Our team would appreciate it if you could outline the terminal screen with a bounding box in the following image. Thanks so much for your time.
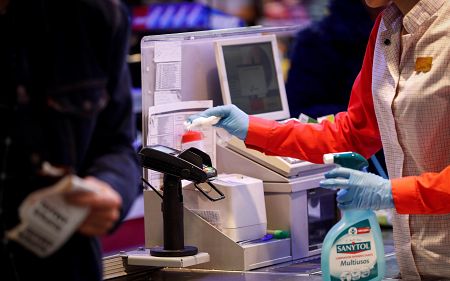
[221,42,282,115]
[215,34,290,121]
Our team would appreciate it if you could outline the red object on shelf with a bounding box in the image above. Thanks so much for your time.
[181,130,203,143]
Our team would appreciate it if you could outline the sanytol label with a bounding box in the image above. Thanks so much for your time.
[328,220,380,281]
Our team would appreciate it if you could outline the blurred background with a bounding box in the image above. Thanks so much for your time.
[125,0,329,94]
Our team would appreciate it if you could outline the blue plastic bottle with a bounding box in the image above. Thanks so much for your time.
[321,152,385,281]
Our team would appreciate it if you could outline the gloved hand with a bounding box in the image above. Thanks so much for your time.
[320,167,394,210]
[187,104,249,140]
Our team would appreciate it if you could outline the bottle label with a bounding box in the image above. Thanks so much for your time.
[329,219,378,281]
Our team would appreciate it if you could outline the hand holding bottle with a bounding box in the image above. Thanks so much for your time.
[320,167,394,210]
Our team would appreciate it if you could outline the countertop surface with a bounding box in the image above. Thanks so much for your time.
[115,254,399,281]
[106,228,400,281]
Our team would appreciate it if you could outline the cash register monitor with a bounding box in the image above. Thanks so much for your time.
[214,34,290,121]
[214,34,330,178]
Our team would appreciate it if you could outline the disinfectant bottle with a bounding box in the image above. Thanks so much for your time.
[321,152,385,281]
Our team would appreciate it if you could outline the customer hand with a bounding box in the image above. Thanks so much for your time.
[187,104,249,140]
[65,176,122,236]
[320,167,394,210]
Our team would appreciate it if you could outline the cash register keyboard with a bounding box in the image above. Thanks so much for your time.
[224,136,329,178]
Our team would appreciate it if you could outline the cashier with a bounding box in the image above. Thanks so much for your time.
[187,1,450,279]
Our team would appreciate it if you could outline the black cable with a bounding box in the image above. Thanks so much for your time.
[141,177,163,199]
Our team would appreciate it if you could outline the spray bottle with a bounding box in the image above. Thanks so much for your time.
[321,152,385,281]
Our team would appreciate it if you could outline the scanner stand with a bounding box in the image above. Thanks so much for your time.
[137,145,224,258]
[150,174,198,257]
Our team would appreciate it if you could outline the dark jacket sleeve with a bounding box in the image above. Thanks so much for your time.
[82,1,140,221]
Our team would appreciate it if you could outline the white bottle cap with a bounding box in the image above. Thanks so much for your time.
[323,153,335,164]
[184,116,220,130]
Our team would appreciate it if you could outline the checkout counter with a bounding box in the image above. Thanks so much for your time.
[105,139,399,280]
[105,228,399,280]
[105,26,398,281]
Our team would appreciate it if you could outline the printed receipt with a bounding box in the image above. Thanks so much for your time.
[6,175,95,257]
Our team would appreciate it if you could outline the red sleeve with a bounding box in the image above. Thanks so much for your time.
[245,15,384,164]
[392,165,450,214]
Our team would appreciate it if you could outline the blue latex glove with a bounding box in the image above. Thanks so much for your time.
[187,104,249,140]
[320,167,394,210]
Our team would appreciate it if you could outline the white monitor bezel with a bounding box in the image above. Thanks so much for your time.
[214,34,290,121]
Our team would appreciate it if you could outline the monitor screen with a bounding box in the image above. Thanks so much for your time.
[214,34,290,121]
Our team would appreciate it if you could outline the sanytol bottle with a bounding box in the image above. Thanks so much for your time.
[321,152,385,281]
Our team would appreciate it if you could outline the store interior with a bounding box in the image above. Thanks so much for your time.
[100,1,395,280]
